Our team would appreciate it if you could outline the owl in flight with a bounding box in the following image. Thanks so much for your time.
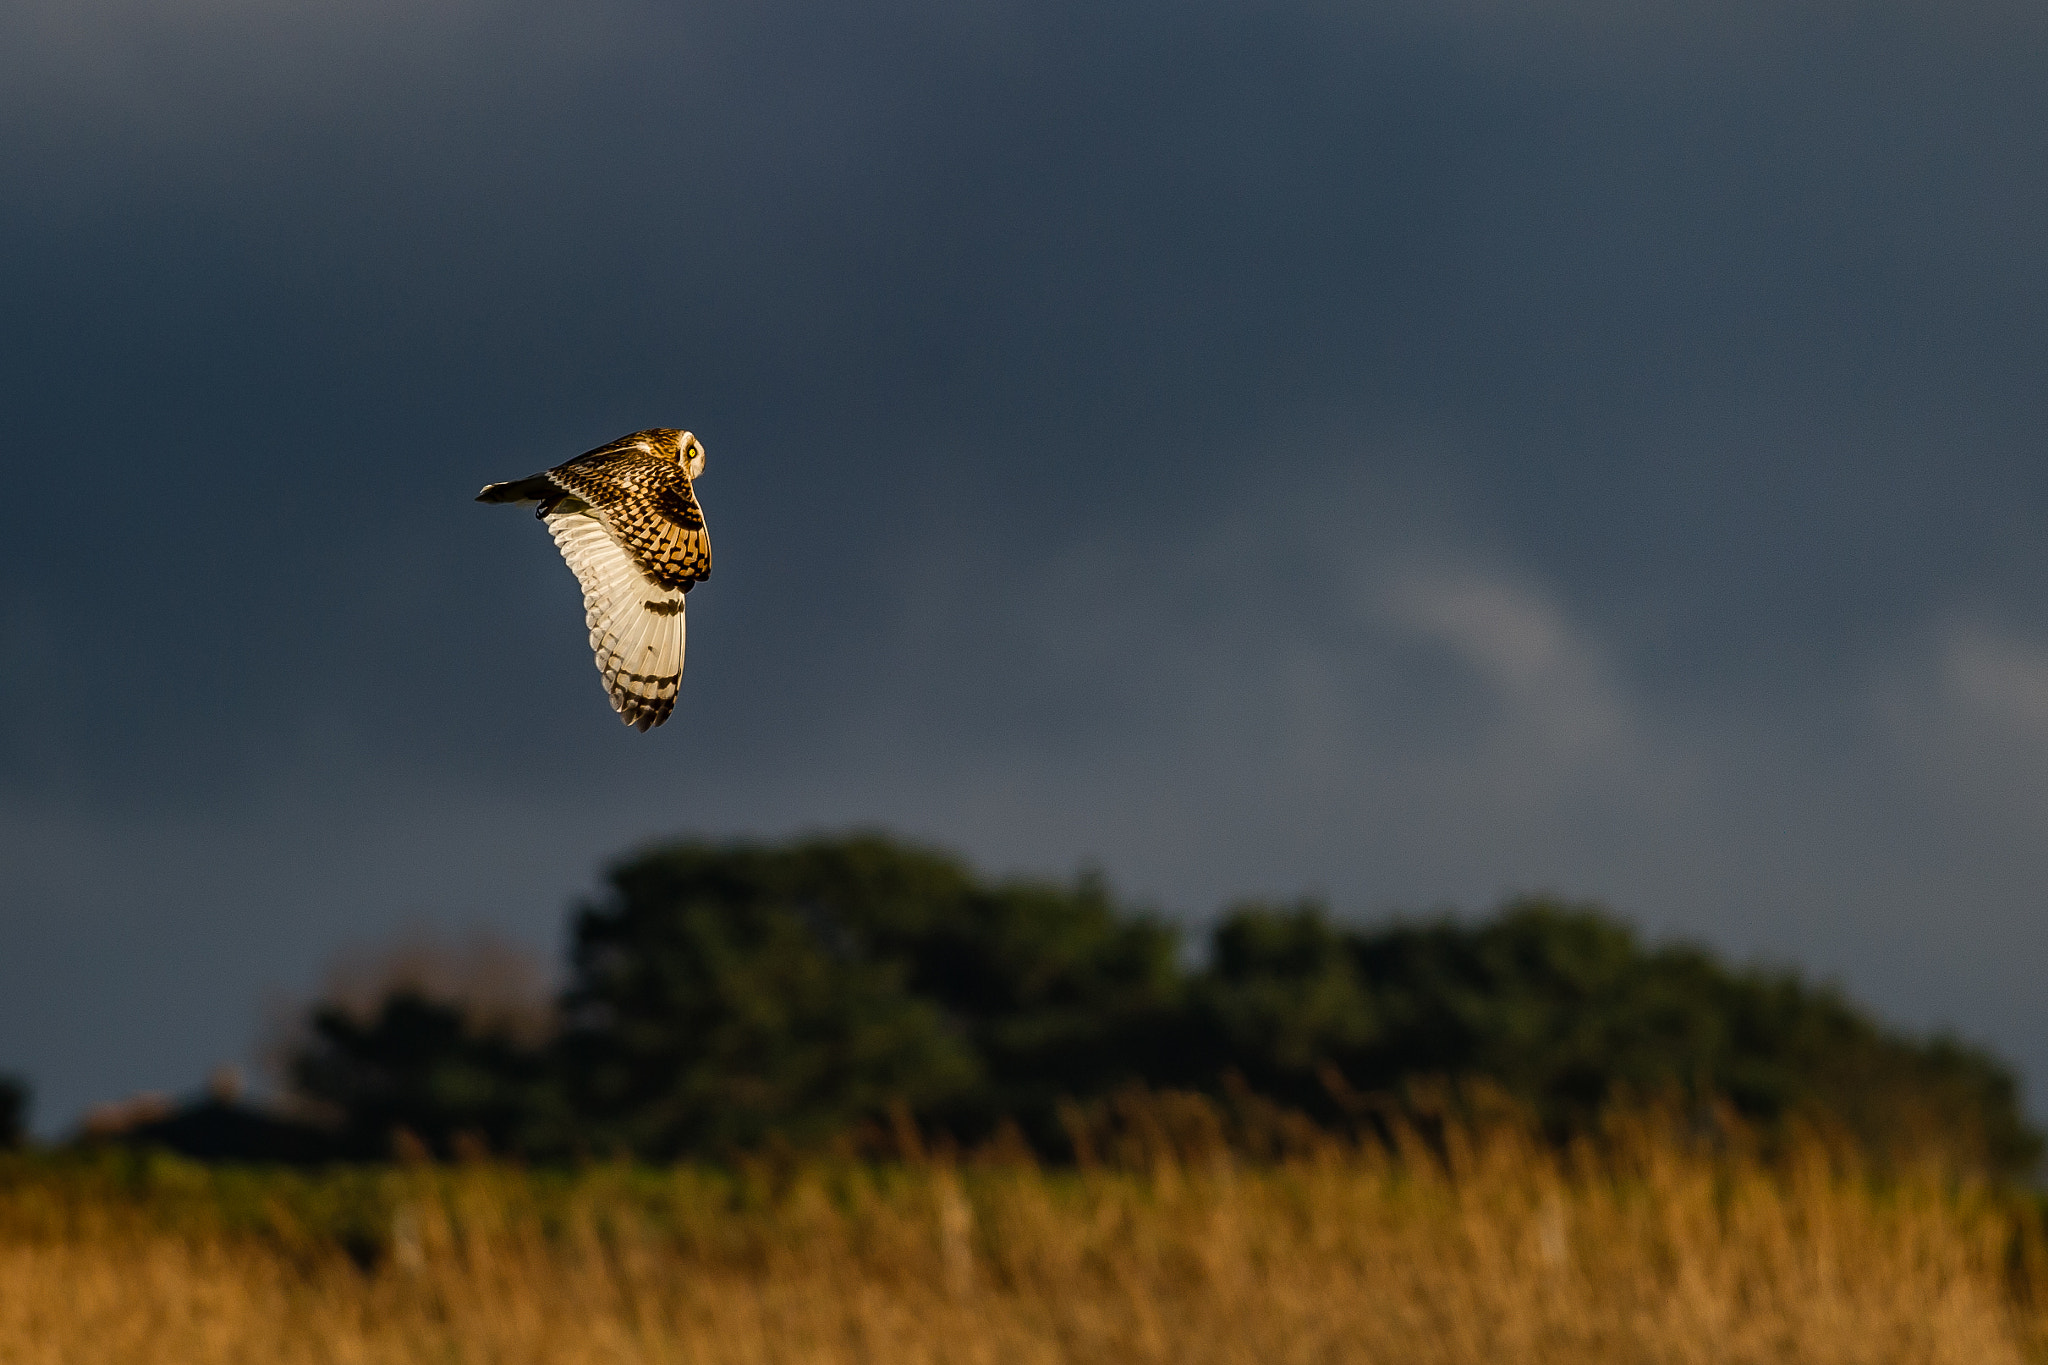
[477,428,710,731]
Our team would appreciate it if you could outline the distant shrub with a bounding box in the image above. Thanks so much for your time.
[278,929,564,1159]
[1195,897,2040,1176]
[289,993,566,1160]
[265,834,2038,1177]
[0,1075,26,1149]
[558,834,1182,1158]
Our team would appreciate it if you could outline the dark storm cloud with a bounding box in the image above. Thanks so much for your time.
[3,0,2048,1129]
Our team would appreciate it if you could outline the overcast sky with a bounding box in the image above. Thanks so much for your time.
[3,0,2047,1134]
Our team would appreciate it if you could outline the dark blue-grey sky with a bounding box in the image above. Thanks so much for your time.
[3,0,2047,1133]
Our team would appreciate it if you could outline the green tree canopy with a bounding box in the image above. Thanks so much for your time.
[290,993,563,1159]
[1197,897,2039,1174]
[558,834,1183,1157]
[272,833,2037,1176]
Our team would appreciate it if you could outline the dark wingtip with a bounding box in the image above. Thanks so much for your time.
[478,473,558,506]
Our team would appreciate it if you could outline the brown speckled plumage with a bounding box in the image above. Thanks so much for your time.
[477,427,712,730]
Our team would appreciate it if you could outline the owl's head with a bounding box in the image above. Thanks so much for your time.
[643,428,707,478]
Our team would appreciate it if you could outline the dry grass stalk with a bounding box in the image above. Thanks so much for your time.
[0,1110,2042,1364]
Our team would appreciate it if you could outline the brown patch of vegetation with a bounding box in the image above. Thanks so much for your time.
[2,1107,2044,1364]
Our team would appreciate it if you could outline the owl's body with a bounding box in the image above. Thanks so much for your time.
[478,428,710,730]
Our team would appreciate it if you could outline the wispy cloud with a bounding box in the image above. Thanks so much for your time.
[1376,565,1635,767]
[1878,619,2048,828]
[1933,626,2048,746]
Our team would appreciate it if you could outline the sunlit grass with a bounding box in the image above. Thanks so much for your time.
[2,1101,2044,1363]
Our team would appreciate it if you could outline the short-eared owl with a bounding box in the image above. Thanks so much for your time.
[477,428,710,730]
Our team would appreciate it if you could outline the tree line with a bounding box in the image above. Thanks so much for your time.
[240,832,2036,1176]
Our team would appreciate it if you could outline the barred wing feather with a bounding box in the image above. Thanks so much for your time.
[545,510,686,730]
[544,453,710,588]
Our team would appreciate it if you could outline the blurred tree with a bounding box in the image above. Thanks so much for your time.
[0,1074,27,1149]
[290,992,565,1158]
[1195,897,2041,1176]
[260,836,2037,1177]
[281,929,564,1158]
[560,834,1183,1156]
[85,1069,339,1163]
[559,837,974,1157]
[1193,899,1379,1106]
[823,845,1186,1143]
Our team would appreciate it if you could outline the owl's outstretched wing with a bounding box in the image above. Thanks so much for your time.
[479,434,711,730]
[544,452,711,589]
[544,509,687,730]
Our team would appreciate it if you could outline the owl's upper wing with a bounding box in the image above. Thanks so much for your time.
[543,452,711,590]
[544,509,687,730]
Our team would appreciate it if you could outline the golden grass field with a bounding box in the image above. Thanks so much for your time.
[2,1103,2045,1364]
